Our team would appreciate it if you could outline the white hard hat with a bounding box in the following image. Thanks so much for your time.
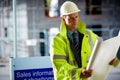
[60,1,80,17]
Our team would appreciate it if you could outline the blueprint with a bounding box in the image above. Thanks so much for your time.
[87,36,120,80]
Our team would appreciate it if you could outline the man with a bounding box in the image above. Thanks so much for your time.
[50,1,119,80]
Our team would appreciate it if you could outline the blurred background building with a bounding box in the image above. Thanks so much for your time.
[0,0,120,79]
[0,0,120,58]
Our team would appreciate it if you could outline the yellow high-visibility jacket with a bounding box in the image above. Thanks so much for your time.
[50,20,98,80]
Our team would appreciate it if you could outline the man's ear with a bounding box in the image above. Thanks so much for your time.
[62,16,65,21]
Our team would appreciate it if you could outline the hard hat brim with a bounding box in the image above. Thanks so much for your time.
[60,10,80,17]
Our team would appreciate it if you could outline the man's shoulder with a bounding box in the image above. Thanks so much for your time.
[53,32,64,40]
[85,29,96,35]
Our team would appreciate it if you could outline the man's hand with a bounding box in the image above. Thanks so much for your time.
[81,67,93,78]
[109,57,118,65]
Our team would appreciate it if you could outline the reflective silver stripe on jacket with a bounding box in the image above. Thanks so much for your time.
[71,68,77,80]
[53,55,68,60]
[86,30,94,50]
[53,55,76,65]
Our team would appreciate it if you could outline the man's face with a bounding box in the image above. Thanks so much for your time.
[63,12,79,31]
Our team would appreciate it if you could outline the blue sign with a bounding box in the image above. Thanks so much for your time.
[14,68,54,80]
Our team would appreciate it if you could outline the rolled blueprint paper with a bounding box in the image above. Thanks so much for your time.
[86,37,103,70]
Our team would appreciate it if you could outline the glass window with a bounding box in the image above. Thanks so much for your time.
[40,42,45,56]
[39,32,45,39]
[4,27,8,37]
[44,0,59,18]
[85,0,102,15]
